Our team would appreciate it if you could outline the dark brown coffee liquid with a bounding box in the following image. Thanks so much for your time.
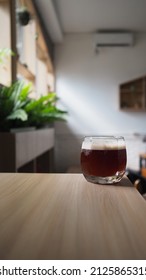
[81,148,127,177]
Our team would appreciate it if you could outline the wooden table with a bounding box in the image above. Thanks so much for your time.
[0,173,146,260]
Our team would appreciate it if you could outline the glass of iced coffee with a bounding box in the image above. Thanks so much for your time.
[80,136,127,184]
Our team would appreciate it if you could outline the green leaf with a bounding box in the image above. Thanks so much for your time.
[9,80,24,105]
[25,93,59,113]
[19,82,32,101]
[7,109,28,121]
[0,48,14,65]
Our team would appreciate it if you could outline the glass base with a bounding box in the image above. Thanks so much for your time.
[84,171,125,185]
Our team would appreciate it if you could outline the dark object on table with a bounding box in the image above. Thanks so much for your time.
[127,168,146,199]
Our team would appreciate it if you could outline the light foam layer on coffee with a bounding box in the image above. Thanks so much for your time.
[82,140,125,150]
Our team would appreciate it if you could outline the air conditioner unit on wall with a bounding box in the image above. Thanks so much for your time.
[95,32,134,47]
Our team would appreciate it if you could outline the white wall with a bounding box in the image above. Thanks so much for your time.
[54,33,146,172]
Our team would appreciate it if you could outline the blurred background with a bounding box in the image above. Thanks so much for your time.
[0,0,146,175]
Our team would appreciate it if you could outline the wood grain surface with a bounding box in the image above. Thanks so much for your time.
[0,173,146,260]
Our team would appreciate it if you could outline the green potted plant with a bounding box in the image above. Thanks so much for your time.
[0,80,30,131]
[0,80,67,132]
[24,92,67,128]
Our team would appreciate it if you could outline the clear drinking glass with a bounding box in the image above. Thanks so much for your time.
[80,136,127,184]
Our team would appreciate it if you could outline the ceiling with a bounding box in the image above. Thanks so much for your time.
[34,0,146,43]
